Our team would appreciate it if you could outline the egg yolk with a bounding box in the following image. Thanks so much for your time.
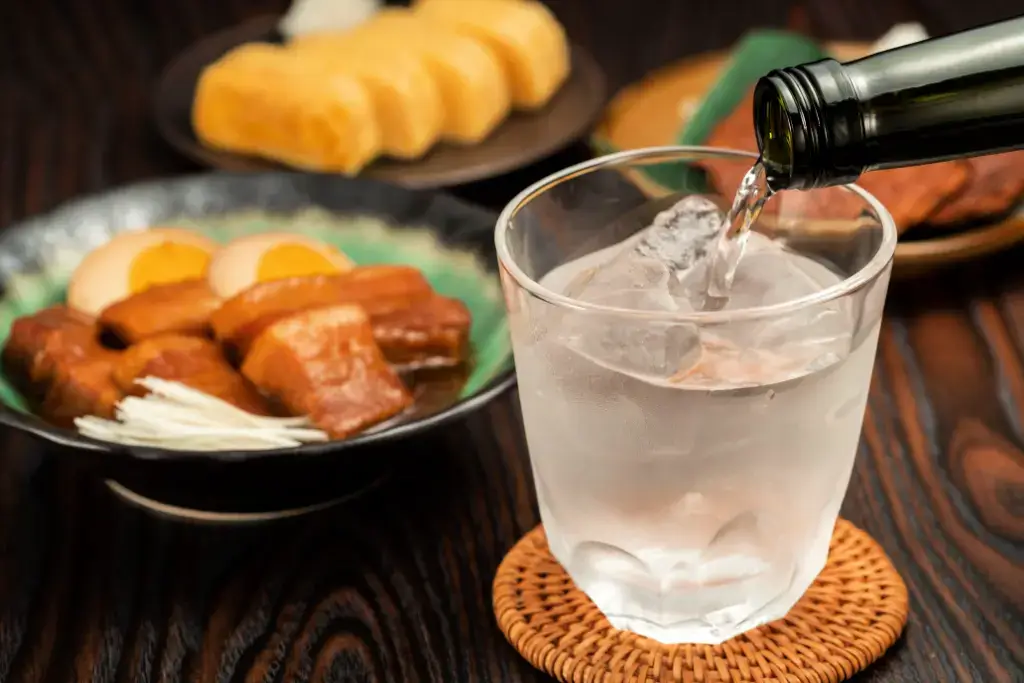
[256,244,341,282]
[129,242,213,293]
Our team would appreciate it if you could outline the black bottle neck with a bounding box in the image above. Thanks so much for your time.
[754,16,1024,191]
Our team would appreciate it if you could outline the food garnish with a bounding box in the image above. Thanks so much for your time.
[74,377,329,451]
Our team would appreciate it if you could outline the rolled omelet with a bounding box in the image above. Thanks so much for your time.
[350,9,512,145]
[193,43,381,174]
[412,0,570,110]
[288,33,445,159]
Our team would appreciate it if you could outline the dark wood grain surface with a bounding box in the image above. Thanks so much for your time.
[2,1,1023,682]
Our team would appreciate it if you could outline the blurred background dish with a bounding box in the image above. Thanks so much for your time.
[0,172,513,514]
[593,30,1024,277]
[155,14,606,189]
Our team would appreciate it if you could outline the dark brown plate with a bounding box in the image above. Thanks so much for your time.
[154,15,607,189]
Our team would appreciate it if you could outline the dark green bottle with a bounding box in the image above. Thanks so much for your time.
[753,16,1024,191]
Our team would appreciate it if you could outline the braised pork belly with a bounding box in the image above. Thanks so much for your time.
[112,335,271,415]
[99,279,222,344]
[241,304,412,438]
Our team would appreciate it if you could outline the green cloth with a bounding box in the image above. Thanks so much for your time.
[644,30,828,192]
[597,30,828,193]
[676,30,827,147]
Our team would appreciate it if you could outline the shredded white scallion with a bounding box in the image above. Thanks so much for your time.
[74,377,329,451]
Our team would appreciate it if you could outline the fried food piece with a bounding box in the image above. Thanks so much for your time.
[2,306,122,426]
[112,335,270,415]
[99,279,222,344]
[242,305,412,438]
[927,152,1024,226]
[210,265,434,359]
[704,91,971,231]
[858,163,971,228]
[372,293,471,368]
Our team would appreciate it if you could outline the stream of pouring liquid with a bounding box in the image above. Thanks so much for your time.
[703,162,774,308]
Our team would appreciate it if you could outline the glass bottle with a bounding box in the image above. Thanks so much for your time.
[754,16,1024,190]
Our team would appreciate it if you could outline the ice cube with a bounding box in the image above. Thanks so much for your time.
[710,233,825,308]
[633,195,725,273]
[707,235,853,381]
[552,196,727,381]
[563,313,703,382]
[564,195,726,306]
[547,197,852,386]
[565,254,677,311]
[651,233,856,388]
[558,250,702,381]
[558,256,703,381]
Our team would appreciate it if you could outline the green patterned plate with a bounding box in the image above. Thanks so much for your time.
[0,172,514,464]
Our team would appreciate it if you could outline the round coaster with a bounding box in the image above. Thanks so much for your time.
[494,519,908,683]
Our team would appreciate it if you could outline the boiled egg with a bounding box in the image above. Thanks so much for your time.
[67,228,219,316]
[207,232,354,299]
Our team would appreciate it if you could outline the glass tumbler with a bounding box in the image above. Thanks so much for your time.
[494,147,896,644]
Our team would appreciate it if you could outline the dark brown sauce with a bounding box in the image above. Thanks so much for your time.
[400,360,472,420]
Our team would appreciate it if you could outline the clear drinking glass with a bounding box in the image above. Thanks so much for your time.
[495,147,896,645]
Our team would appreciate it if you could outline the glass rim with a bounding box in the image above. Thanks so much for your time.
[494,146,898,324]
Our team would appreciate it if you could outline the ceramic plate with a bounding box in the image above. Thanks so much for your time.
[0,172,514,467]
[154,15,607,189]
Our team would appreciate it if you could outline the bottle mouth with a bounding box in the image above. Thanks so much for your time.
[753,82,796,191]
[754,61,864,191]
[753,71,822,191]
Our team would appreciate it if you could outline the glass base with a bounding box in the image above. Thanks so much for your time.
[604,610,778,646]
[555,534,832,645]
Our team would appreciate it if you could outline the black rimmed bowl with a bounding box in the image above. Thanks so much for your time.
[0,172,515,520]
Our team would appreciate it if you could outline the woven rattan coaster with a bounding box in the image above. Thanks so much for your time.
[494,519,908,683]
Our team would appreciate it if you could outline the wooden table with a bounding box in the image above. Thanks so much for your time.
[2,1,1022,681]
